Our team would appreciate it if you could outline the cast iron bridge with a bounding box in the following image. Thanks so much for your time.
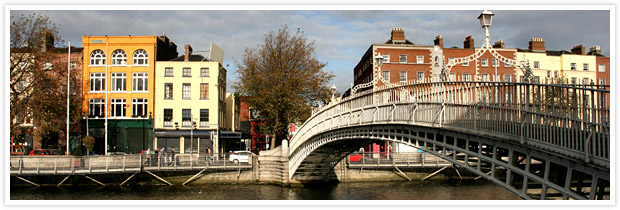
[288,80,610,200]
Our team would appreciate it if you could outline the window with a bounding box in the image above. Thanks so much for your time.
[554,71,559,78]
[583,78,590,85]
[89,99,105,118]
[449,73,456,81]
[111,49,127,65]
[583,63,589,71]
[43,61,52,70]
[164,83,173,99]
[494,74,500,82]
[434,56,439,66]
[200,68,209,77]
[533,61,540,69]
[133,49,148,65]
[382,71,390,81]
[399,71,407,82]
[182,83,191,99]
[417,72,424,82]
[182,109,192,127]
[571,63,576,70]
[481,74,490,82]
[383,55,390,63]
[599,78,606,85]
[89,73,105,92]
[462,60,470,67]
[416,55,423,64]
[165,67,173,77]
[163,109,173,127]
[200,83,209,99]
[70,62,77,70]
[492,58,499,67]
[111,73,126,92]
[111,99,126,117]
[504,74,512,82]
[132,98,148,117]
[547,70,552,78]
[463,73,470,81]
[400,55,407,63]
[481,58,488,67]
[533,76,540,83]
[90,49,106,66]
[598,64,606,72]
[200,109,209,127]
[183,67,191,77]
[504,61,512,67]
[132,73,148,92]
[571,77,577,84]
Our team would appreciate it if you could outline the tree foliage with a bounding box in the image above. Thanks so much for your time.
[234,26,334,149]
[82,136,95,156]
[10,13,82,149]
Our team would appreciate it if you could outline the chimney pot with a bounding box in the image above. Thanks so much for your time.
[434,35,444,48]
[463,36,474,49]
[571,44,585,55]
[528,37,545,52]
[184,44,193,61]
[391,27,406,44]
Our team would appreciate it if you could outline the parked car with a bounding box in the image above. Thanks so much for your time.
[229,151,254,164]
[28,149,51,156]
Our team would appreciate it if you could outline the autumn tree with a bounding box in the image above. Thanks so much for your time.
[234,26,334,149]
[10,13,82,150]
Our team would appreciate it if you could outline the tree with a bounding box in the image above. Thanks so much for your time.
[10,13,82,150]
[234,26,334,149]
[82,136,95,156]
[10,13,61,129]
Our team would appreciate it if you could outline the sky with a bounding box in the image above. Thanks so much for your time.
[9,6,612,93]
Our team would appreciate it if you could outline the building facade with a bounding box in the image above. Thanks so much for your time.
[81,35,178,155]
[153,43,227,154]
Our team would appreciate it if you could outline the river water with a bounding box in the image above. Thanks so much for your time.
[11,179,520,200]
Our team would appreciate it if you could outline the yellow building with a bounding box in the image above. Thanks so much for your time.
[153,43,228,154]
[516,38,596,85]
[81,35,178,155]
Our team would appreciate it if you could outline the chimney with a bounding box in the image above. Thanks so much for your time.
[571,44,585,55]
[434,35,443,48]
[528,38,545,52]
[588,46,602,55]
[391,27,405,43]
[40,30,54,52]
[493,40,505,48]
[184,44,193,61]
[463,35,474,49]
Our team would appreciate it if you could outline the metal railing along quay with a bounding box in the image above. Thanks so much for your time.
[346,152,452,168]
[9,153,253,176]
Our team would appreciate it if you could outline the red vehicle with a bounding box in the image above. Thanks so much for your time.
[28,149,51,156]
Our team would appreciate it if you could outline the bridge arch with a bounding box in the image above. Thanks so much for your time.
[289,124,610,200]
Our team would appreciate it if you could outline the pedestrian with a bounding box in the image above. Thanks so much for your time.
[160,147,166,166]
[154,148,159,166]
[169,149,176,166]
[205,147,212,165]
[144,148,151,165]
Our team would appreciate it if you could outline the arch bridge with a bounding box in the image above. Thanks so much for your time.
[287,81,610,200]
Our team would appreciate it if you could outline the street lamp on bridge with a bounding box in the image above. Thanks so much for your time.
[440,10,533,83]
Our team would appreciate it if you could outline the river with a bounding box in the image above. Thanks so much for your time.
[11,179,520,200]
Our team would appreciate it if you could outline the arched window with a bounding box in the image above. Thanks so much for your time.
[133,49,148,65]
[111,49,127,65]
[90,49,106,66]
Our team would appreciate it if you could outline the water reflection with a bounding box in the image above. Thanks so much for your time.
[11,179,520,200]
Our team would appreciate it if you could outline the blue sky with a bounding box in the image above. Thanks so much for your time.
[9,7,612,93]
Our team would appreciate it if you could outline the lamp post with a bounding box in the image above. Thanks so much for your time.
[190,121,196,154]
[440,10,532,83]
[330,84,337,102]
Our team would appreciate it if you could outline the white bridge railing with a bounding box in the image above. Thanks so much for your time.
[289,81,610,173]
